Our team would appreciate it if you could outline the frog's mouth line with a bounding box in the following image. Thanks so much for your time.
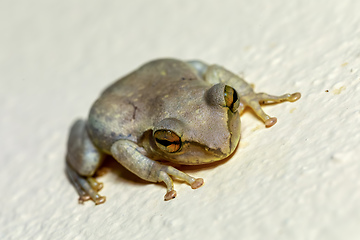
[181,141,229,159]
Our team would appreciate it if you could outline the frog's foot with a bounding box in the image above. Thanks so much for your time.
[159,166,204,201]
[66,119,106,204]
[111,139,204,201]
[240,92,301,127]
[66,163,106,205]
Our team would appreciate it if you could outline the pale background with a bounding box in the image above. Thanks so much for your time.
[1,0,359,239]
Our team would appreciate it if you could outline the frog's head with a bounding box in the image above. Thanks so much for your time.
[151,83,241,165]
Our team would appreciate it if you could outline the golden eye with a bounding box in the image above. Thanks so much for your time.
[224,85,239,112]
[154,130,181,153]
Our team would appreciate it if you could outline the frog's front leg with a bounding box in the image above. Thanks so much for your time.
[110,140,204,201]
[189,61,301,127]
[238,91,301,127]
[66,120,106,205]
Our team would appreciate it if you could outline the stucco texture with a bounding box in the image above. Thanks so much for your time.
[1,0,359,239]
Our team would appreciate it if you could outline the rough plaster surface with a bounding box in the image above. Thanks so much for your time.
[1,0,359,239]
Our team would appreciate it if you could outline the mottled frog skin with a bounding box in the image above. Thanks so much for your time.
[66,59,300,204]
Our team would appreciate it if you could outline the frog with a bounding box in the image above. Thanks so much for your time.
[66,58,301,205]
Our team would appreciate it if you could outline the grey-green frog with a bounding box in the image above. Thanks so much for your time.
[66,59,301,204]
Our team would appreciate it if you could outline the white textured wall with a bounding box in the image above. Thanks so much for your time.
[1,0,359,239]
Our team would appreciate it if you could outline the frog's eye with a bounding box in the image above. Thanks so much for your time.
[224,85,239,112]
[154,130,182,153]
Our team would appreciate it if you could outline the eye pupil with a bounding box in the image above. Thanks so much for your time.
[155,138,173,147]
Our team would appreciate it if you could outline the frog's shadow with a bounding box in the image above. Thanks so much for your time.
[97,146,238,186]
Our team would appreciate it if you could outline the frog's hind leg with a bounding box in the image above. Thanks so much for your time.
[66,163,106,204]
[66,120,106,205]
[110,139,204,201]
[240,92,301,128]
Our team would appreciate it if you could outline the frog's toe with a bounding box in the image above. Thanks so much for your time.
[265,117,277,128]
[78,194,91,204]
[66,163,106,205]
[88,177,104,192]
[164,190,177,201]
[94,196,106,205]
[289,92,301,102]
[190,178,204,189]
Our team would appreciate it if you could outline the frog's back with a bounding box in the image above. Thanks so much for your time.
[86,59,204,153]
[102,59,199,96]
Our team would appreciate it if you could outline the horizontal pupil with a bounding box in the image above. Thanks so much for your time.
[155,138,180,147]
